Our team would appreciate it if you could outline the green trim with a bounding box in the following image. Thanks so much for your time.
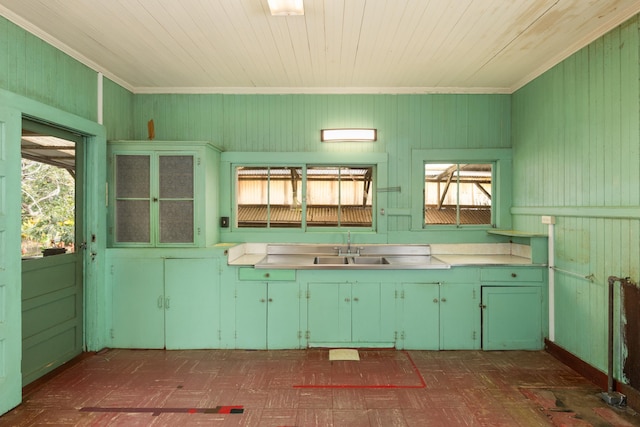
[511,206,640,219]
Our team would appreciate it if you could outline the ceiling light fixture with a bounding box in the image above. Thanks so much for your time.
[268,0,304,16]
[321,128,377,142]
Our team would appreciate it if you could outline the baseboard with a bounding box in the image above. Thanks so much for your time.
[545,338,640,410]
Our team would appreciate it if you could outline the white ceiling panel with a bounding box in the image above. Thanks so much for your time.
[1,0,639,93]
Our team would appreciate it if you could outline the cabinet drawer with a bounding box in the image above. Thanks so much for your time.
[480,267,543,282]
[238,268,296,281]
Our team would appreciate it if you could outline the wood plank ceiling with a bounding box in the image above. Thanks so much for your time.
[1,0,640,94]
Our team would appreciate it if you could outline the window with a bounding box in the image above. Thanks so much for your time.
[236,165,373,229]
[424,163,493,226]
[236,166,302,228]
[21,120,80,257]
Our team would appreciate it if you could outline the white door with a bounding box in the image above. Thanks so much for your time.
[0,106,22,414]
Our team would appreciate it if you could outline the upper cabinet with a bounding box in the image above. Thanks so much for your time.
[107,141,221,248]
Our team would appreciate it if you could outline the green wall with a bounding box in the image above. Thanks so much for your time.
[512,16,640,377]
[134,93,511,241]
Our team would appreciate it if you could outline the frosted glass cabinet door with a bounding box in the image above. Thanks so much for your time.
[115,155,151,243]
[158,155,195,244]
[112,152,197,246]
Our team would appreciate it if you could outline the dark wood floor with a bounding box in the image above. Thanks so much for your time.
[2,349,638,426]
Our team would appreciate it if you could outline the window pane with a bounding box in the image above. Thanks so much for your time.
[307,166,372,227]
[236,166,301,228]
[425,163,492,225]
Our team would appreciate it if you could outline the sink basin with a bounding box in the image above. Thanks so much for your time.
[350,256,389,265]
[314,256,349,265]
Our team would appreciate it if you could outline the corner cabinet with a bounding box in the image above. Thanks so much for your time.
[107,141,221,248]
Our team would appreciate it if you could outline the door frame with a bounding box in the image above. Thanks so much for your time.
[0,88,107,415]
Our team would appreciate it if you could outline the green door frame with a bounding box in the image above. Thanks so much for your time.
[0,88,107,415]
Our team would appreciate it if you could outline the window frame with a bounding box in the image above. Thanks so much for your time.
[411,148,512,231]
[222,152,388,234]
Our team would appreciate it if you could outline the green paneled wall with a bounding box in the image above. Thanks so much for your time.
[103,78,134,140]
[0,16,97,121]
[134,93,510,238]
[512,16,640,377]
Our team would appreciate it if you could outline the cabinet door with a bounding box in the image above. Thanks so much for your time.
[114,154,151,244]
[307,283,351,344]
[165,258,219,349]
[482,286,542,350]
[401,283,439,350]
[111,258,164,348]
[267,283,300,349]
[235,283,267,349]
[351,283,382,343]
[158,154,195,245]
[440,283,480,350]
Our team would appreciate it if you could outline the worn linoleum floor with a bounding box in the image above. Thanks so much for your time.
[2,349,639,426]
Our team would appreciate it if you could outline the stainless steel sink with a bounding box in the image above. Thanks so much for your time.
[314,256,350,264]
[349,256,389,265]
[253,244,451,270]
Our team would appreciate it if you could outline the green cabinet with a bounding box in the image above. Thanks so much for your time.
[108,141,221,248]
[481,286,543,350]
[480,267,545,350]
[398,282,480,350]
[111,257,220,349]
[235,268,300,349]
[307,282,395,346]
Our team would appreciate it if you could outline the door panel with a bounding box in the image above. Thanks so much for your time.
[235,283,267,349]
[0,106,22,415]
[440,283,480,350]
[307,283,350,343]
[351,283,381,342]
[165,258,219,349]
[111,258,164,348]
[482,286,543,350]
[267,282,300,349]
[401,283,439,350]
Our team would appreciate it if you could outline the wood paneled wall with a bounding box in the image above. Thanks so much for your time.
[134,93,510,237]
[512,16,640,377]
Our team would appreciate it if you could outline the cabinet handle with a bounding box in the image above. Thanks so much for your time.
[511,273,517,278]
[345,298,350,303]
[480,304,487,309]
[264,273,270,278]
[153,197,158,202]
[157,296,163,308]
[260,298,266,303]
[165,297,170,309]
[268,298,273,302]
[441,298,447,303]
[433,298,438,303]
[353,297,359,302]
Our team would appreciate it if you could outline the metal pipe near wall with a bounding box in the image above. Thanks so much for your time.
[599,276,628,407]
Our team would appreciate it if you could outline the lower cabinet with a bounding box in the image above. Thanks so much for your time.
[480,267,545,350]
[307,282,395,346]
[399,282,480,350]
[111,257,220,349]
[234,268,300,349]
[481,286,543,350]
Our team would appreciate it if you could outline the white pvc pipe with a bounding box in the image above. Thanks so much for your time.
[548,221,555,342]
[97,72,104,125]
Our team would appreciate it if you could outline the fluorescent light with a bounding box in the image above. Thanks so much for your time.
[321,128,377,142]
[268,0,304,16]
